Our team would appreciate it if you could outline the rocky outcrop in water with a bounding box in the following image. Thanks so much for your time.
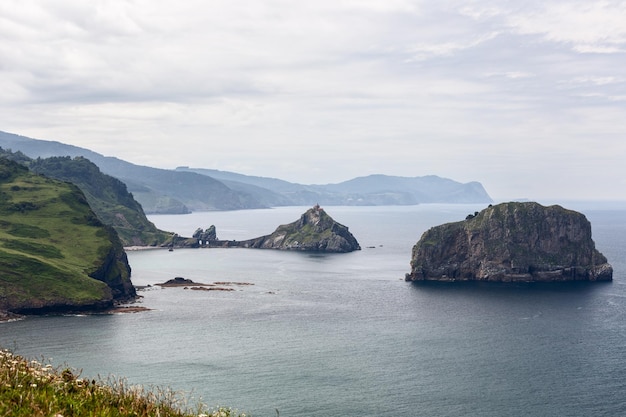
[211,205,361,253]
[406,202,612,282]
[193,225,217,245]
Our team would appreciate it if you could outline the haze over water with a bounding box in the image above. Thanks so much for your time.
[2,204,626,416]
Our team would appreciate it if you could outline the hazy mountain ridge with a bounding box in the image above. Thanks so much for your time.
[0,131,268,213]
[0,131,492,212]
[177,168,493,206]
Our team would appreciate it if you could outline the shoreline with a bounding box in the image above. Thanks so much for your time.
[0,303,152,323]
[124,246,167,251]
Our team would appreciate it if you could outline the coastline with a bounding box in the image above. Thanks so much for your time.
[124,246,167,251]
[0,302,151,323]
[0,310,24,323]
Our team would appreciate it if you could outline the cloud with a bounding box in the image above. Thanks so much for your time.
[406,31,500,61]
[504,1,626,53]
[0,1,625,200]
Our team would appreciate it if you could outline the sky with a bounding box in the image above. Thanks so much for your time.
[1,0,625,201]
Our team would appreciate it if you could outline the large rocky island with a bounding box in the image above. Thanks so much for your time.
[0,158,135,317]
[185,205,361,253]
[406,202,613,282]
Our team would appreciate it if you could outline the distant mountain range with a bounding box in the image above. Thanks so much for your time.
[0,131,492,213]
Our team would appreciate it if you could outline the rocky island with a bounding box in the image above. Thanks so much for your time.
[180,205,361,253]
[406,202,613,282]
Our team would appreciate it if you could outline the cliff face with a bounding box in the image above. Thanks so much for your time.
[406,202,613,282]
[227,206,361,253]
[0,158,135,314]
[86,225,135,301]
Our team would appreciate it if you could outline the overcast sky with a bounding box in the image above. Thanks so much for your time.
[1,1,625,201]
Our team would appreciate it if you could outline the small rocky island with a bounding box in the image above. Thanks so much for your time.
[406,202,613,282]
[238,205,360,252]
[181,205,361,253]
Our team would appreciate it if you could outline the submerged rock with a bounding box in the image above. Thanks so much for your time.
[406,202,613,282]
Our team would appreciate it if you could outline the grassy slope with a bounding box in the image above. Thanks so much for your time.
[28,156,173,247]
[0,348,246,417]
[0,159,119,311]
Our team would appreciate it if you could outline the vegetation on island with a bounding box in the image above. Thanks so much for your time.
[0,157,134,313]
[266,205,359,251]
[0,348,247,417]
[407,201,612,282]
[228,205,361,252]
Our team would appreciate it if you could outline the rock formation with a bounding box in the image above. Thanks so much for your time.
[406,202,612,282]
[211,205,361,253]
[193,225,217,245]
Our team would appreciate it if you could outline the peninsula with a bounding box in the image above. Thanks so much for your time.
[178,205,361,253]
[406,202,613,282]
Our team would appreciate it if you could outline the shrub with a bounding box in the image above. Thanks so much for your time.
[0,348,248,417]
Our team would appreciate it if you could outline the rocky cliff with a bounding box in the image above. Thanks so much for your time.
[86,225,134,301]
[205,205,361,253]
[406,202,612,282]
[0,158,135,315]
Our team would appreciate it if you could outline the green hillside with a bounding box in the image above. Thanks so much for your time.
[0,131,268,213]
[0,158,134,313]
[29,156,172,246]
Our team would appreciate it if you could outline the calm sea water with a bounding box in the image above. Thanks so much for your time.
[2,203,626,416]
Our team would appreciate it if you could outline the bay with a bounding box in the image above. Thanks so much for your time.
[2,204,626,416]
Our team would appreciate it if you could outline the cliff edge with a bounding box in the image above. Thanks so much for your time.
[0,158,134,315]
[406,202,612,282]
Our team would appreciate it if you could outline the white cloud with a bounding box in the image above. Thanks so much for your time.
[0,0,625,200]
[485,71,534,79]
[571,76,624,86]
[406,31,500,61]
[505,1,626,53]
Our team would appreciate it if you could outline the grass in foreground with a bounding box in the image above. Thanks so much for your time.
[0,349,247,417]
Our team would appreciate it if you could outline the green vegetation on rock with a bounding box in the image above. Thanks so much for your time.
[0,158,134,313]
[407,201,613,282]
[236,205,361,252]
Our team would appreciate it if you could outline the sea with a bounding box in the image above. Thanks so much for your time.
[2,203,626,417]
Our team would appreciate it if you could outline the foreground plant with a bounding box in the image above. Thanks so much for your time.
[0,349,246,417]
